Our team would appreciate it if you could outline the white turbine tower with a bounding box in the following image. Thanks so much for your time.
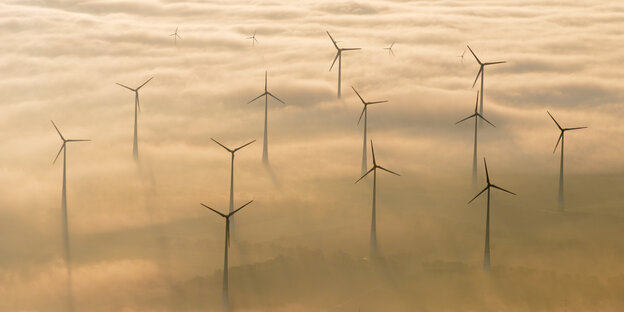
[455,91,496,190]
[201,200,253,312]
[51,120,90,312]
[547,111,587,212]
[352,86,388,176]
[246,31,259,47]
[116,77,153,161]
[327,31,360,98]
[355,140,400,258]
[248,71,285,165]
[468,158,516,271]
[466,45,506,126]
[211,138,255,236]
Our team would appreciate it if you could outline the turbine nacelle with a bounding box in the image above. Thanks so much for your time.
[468,158,516,204]
[547,111,587,153]
[355,140,400,183]
[211,138,256,154]
[455,91,496,127]
[352,86,388,125]
[51,120,91,164]
[201,200,253,247]
[247,71,285,105]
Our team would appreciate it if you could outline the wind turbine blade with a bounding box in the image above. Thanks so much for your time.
[247,92,266,104]
[116,83,135,91]
[357,107,366,125]
[326,31,338,49]
[367,100,388,105]
[484,61,506,65]
[200,203,227,218]
[483,158,490,184]
[471,66,483,89]
[234,139,256,152]
[553,132,563,154]
[474,91,480,113]
[169,33,175,36]
[370,140,376,165]
[492,184,517,196]
[351,86,366,104]
[466,45,482,65]
[136,93,141,113]
[565,126,587,131]
[176,34,181,39]
[211,138,233,152]
[230,200,253,216]
[66,139,91,142]
[53,144,64,164]
[329,52,340,71]
[355,167,374,184]
[390,42,394,48]
[477,114,496,128]
[389,49,394,56]
[468,186,489,204]
[50,120,65,141]
[137,77,154,90]
[547,111,562,130]
[268,92,285,104]
[341,48,361,51]
[378,166,400,176]
[455,114,476,125]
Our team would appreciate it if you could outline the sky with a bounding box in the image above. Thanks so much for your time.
[1,0,623,311]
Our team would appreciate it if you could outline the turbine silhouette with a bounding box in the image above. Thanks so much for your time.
[211,138,255,238]
[383,42,395,56]
[116,77,153,162]
[327,31,360,98]
[548,111,587,212]
[353,86,388,176]
[246,31,259,47]
[169,26,181,46]
[466,45,505,126]
[201,200,253,312]
[468,158,516,271]
[248,71,285,165]
[455,91,495,190]
[51,120,90,312]
[356,140,400,258]
[457,49,466,64]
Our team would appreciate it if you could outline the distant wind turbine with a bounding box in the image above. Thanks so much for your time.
[327,31,361,98]
[466,45,506,125]
[51,120,90,312]
[468,158,516,271]
[353,86,388,176]
[211,138,255,236]
[457,49,466,64]
[356,140,400,258]
[116,77,153,161]
[455,91,495,190]
[246,31,259,47]
[383,42,395,56]
[201,200,253,312]
[169,26,181,46]
[547,111,587,212]
[248,71,285,164]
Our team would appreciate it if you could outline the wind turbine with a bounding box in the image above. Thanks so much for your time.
[211,138,255,236]
[547,111,587,212]
[201,200,253,311]
[353,86,388,176]
[383,42,395,56]
[169,26,181,46]
[246,31,259,47]
[457,49,466,64]
[355,140,400,257]
[455,91,496,190]
[116,77,153,161]
[51,120,90,312]
[466,45,506,125]
[327,31,360,98]
[468,158,516,271]
[248,71,285,164]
